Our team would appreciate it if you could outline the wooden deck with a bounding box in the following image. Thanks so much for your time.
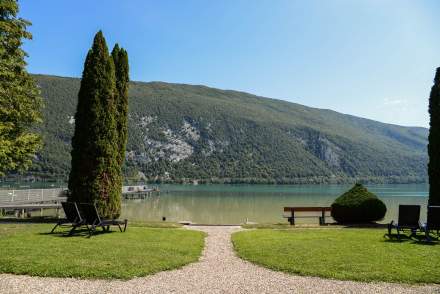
[0,188,66,218]
[0,186,158,218]
[0,203,62,209]
[0,188,67,204]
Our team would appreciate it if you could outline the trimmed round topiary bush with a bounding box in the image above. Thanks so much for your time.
[331,183,387,223]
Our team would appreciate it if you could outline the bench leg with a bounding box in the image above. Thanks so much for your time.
[426,231,432,242]
[85,224,91,235]
[289,211,295,225]
[68,225,77,236]
[88,225,96,237]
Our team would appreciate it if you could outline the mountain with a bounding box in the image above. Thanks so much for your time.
[28,74,428,184]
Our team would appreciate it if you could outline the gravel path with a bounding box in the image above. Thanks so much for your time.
[0,226,439,294]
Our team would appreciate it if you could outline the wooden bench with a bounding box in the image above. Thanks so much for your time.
[283,207,332,225]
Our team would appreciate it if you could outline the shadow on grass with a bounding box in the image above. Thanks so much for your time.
[383,233,413,242]
[39,227,115,238]
[384,233,439,245]
[0,217,59,224]
[338,222,388,228]
[1,217,181,228]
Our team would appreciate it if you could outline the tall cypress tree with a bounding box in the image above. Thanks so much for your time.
[428,67,440,222]
[68,31,121,218]
[0,0,43,175]
[111,44,130,166]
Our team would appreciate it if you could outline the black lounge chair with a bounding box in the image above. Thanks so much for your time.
[78,203,127,236]
[51,202,88,235]
[422,206,440,239]
[387,205,421,239]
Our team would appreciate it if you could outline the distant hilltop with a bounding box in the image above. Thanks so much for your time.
[28,74,428,184]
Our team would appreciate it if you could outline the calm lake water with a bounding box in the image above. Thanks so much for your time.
[121,184,429,225]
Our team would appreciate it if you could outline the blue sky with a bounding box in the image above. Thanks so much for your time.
[20,0,440,127]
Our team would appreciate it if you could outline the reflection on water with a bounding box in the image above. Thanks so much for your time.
[121,184,429,225]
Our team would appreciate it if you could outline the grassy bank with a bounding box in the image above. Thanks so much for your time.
[232,228,440,284]
[0,223,205,279]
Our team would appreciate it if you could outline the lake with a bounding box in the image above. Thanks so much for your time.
[121,184,429,225]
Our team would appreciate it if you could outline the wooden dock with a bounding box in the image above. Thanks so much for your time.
[122,191,158,200]
[122,185,160,200]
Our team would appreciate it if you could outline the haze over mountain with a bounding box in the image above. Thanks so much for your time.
[29,74,428,184]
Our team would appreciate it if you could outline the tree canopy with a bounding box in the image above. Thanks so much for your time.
[428,67,440,220]
[111,44,129,166]
[68,31,125,218]
[0,0,43,175]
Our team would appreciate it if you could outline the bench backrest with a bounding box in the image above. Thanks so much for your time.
[61,202,82,223]
[397,205,420,226]
[78,203,101,225]
[284,207,332,212]
[427,206,440,228]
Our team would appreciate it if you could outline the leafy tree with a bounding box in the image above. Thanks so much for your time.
[68,31,121,218]
[428,67,440,220]
[0,0,43,175]
[111,44,129,166]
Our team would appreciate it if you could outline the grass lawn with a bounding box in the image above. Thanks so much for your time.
[232,228,440,284]
[0,223,205,279]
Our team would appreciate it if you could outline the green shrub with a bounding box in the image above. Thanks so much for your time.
[331,183,386,223]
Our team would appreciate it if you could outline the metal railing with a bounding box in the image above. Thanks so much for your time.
[0,188,67,205]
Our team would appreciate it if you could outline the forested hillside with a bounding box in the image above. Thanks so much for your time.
[27,74,428,184]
